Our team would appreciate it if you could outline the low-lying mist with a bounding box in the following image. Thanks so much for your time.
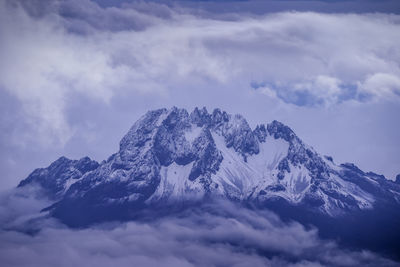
[0,189,396,267]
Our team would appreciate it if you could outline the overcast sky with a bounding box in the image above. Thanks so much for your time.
[1,0,400,190]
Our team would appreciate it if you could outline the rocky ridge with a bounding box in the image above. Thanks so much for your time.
[18,107,400,225]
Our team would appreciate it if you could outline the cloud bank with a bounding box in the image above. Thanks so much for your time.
[0,193,396,267]
[1,0,400,145]
[0,0,399,191]
[1,2,399,265]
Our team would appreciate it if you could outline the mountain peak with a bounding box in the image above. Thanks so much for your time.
[267,120,297,142]
[16,107,400,227]
[18,156,99,200]
[190,106,211,127]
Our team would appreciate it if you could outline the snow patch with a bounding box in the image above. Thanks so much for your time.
[64,177,80,192]
[211,132,290,199]
[185,126,202,143]
[247,137,289,173]
[147,162,204,202]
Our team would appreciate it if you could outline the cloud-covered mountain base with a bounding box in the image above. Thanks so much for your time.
[0,189,397,267]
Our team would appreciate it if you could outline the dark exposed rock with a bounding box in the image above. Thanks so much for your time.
[17,107,400,227]
[18,156,99,200]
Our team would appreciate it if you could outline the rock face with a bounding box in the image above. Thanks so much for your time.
[18,107,400,226]
[18,156,99,200]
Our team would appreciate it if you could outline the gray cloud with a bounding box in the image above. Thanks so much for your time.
[0,188,56,233]
[0,196,396,267]
[1,1,400,145]
[0,0,399,188]
[1,2,399,265]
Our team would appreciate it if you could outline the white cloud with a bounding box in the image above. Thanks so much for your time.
[0,198,396,267]
[0,0,399,177]
[359,73,400,100]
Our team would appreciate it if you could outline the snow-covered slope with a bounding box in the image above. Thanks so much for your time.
[18,156,99,200]
[18,107,400,222]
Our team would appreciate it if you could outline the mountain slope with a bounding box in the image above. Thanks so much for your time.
[18,156,99,200]
[18,107,400,224]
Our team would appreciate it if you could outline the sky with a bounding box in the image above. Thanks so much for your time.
[1,0,400,190]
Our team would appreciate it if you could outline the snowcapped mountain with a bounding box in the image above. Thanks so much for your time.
[18,107,400,226]
[18,156,99,200]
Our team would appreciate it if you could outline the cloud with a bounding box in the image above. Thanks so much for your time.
[0,187,55,232]
[0,197,396,267]
[0,4,399,264]
[252,75,346,106]
[360,73,400,100]
[0,0,399,188]
[1,1,400,146]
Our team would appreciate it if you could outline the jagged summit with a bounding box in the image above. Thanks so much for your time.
[396,174,400,184]
[18,107,400,226]
[18,156,99,200]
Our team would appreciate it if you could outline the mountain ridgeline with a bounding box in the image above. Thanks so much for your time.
[18,107,400,258]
